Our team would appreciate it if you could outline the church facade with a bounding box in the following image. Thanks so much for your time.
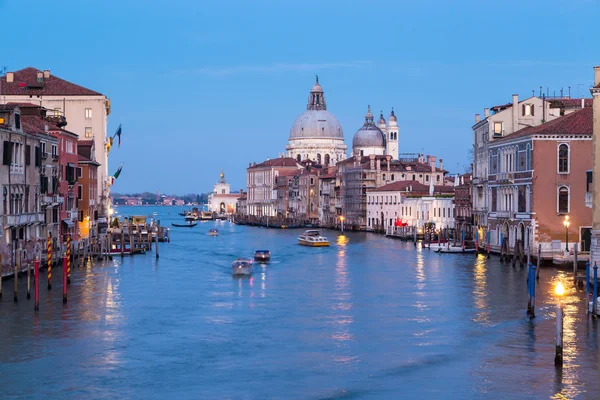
[207,172,241,215]
[351,106,398,160]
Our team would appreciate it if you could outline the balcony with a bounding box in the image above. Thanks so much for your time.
[4,212,45,226]
[69,210,78,220]
[492,211,513,219]
[41,152,48,159]
[52,153,59,161]
[495,172,514,183]
[585,191,593,208]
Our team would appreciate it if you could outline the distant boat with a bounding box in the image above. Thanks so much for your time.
[254,250,271,262]
[172,222,198,228]
[435,245,476,254]
[298,230,330,247]
[209,229,219,236]
[232,259,253,276]
[153,212,158,216]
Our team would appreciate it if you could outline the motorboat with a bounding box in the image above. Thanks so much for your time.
[298,230,330,247]
[209,229,219,236]
[201,212,214,221]
[232,259,253,276]
[424,241,449,251]
[171,222,198,228]
[435,245,476,254]
[185,213,198,222]
[254,250,271,262]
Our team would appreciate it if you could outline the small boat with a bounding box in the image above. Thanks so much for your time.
[435,245,476,254]
[201,212,214,221]
[185,213,198,222]
[171,222,198,228]
[209,229,219,236]
[298,230,330,247]
[254,250,271,262]
[232,258,253,276]
[153,212,158,216]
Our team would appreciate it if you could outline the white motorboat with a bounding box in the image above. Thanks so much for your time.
[424,242,449,251]
[209,229,219,236]
[298,230,330,247]
[436,245,476,254]
[232,259,253,276]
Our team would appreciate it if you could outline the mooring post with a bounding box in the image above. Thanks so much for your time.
[67,234,71,284]
[555,300,563,366]
[27,262,31,300]
[34,257,39,311]
[13,250,19,303]
[47,233,52,290]
[573,243,578,283]
[121,228,125,258]
[155,228,159,259]
[527,263,532,315]
[593,263,598,318]
[62,254,67,303]
[536,244,541,280]
[530,263,536,318]
[487,231,491,259]
[586,261,591,299]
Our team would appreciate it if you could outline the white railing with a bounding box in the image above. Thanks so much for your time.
[4,212,44,225]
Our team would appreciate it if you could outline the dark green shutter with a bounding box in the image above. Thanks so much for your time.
[25,145,31,165]
[2,141,11,165]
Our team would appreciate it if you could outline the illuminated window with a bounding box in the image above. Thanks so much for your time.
[85,127,93,138]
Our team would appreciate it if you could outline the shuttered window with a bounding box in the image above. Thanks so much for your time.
[3,141,11,165]
[25,145,31,165]
[34,146,41,167]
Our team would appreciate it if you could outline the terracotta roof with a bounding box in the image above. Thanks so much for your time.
[248,157,299,169]
[493,107,592,143]
[0,104,19,111]
[490,102,512,112]
[319,172,337,179]
[6,102,41,109]
[1,67,102,96]
[21,115,52,134]
[548,98,592,109]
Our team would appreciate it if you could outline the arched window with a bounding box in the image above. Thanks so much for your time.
[297,154,301,162]
[412,174,416,180]
[317,154,322,164]
[360,150,364,156]
[558,186,569,214]
[558,144,569,173]
[324,154,330,165]
[391,174,395,181]
[383,173,386,181]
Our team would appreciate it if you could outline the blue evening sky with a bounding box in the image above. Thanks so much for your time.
[3,0,597,195]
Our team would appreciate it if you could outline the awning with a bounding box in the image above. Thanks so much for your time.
[62,219,75,228]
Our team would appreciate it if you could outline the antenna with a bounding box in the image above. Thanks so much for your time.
[568,86,571,98]
[532,89,535,97]
[539,86,542,97]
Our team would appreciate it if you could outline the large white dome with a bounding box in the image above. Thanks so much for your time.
[289,109,344,139]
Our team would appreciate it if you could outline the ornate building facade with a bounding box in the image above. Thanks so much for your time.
[352,106,398,160]
[285,77,347,166]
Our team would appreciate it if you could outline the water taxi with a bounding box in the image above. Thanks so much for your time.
[298,230,330,247]
[232,259,253,276]
[435,245,476,254]
[254,250,271,262]
[209,229,219,236]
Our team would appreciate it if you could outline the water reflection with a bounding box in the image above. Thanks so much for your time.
[473,257,491,326]
[331,234,354,362]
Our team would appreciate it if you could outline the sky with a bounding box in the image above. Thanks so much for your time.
[2,0,598,195]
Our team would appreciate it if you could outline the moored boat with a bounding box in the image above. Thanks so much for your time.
[298,230,330,247]
[232,259,253,275]
[435,245,476,254]
[209,228,219,236]
[254,250,271,262]
[172,222,198,228]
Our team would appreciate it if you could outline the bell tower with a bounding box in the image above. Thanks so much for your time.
[386,108,399,160]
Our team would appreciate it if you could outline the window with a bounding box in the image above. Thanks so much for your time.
[491,187,497,212]
[558,143,569,173]
[77,185,83,200]
[518,186,526,213]
[51,144,57,156]
[558,186,569,214]
[426,175,429,182]
[66,140,74,154]
[54,108,61,116]
[297,154,301,162]
[76,167,82,179]
[85,127,93,139]
[383,174,386,181]
[360,150,364,156]
[85,108,92,119]
[391,174,395,181]
[15,113,21,130]
[522,104,533,116]
[412,174,415,180]
[493,122,503,135]
[437,175,440,182]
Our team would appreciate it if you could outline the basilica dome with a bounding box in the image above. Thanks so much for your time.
[352,106,385,148]
[288,76,344,140]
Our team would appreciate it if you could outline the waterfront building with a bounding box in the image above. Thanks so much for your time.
[0,104,47,271]
[351,106,398,160]
[285,77,347,165]
[246,157,301,217]
[366,181,454,233]
[76,148,100,240]
[471,94,561,243]
[1,67,111,213]
[590,66,600,266]
[207,171,242,215]
[454,174,473,236]
[318,170,338,228]
[274,171,297,219]
[486,106,592,252]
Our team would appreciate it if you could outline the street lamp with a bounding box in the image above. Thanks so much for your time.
[554,281,565,366]
[563,215,570,253]
[340,216,345,233]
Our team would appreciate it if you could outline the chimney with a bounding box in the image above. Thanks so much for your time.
[249,162,252,167]
[581,98,585,109]
[594,66,600,87]
[426,155,430,165]
[512,94,518,134]
[43,69,50,79]
[430,156,436,172]
[475,114,480,123]
[484,108,489,118]
[37,71,43,81]
[439,158,443,171]
[6,72,13,83]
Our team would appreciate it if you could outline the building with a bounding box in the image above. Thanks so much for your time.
[486,106,592,252]
[76,153,100,240]
[246,157,301,217]
[471,94,563,243]
[0,104,47,272]
[454,173,472,236]
[318,170,338,228]
[207,171,241,215]
[351,106,398,160]
[367,180,454,233]
[285,77,347,165]
[51,127,80,241]
[1,67,111,213]
[590,67,600,266]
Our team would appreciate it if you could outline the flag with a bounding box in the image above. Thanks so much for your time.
[113,124,122,147]
[113,163,123,179]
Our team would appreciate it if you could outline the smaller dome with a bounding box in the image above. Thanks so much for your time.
[378,111,386,129]
[388,108,397,127]
[352,105,385,148]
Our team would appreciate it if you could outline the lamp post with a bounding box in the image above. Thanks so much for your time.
[563,215,570,253]
[340,216,345,234]
[554,282,565,366]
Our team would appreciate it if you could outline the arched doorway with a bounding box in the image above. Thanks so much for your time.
[220,202,226,214]
[296,154,301,162]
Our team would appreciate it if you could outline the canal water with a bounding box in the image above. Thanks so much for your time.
[0,206,599,399]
